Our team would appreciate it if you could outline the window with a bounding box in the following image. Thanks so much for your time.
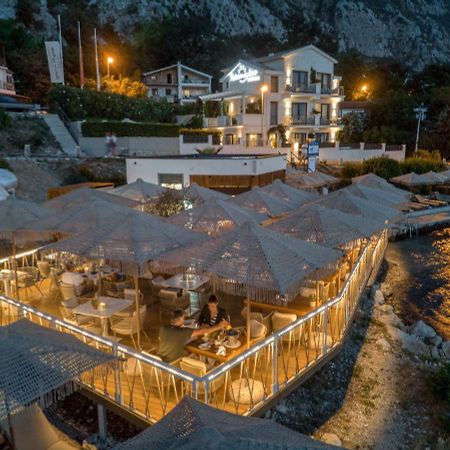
[151,88,158,96]
[270,102,278,125]
[316,133,329,143]
[270,76,279,93]
[292,71,308,90]
[321,104,330,118]
[246,133,262,147]
[225,134,236,145]
[167,73,173,84]
[291,102,307,124]
[318,73,331,92]
[158,173,183,190]
[293,132,307,144]
[183,89,190,98]
[165,88,172,96]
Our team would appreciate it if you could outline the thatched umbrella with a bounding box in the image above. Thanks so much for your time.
[389,172,431,187]
[267,203,381,248]
[112,396,337,450]
[44,187,139,210]
[109,178,166,204]
[227,187,294,217]
[0,319,116,445]
[260,179,317,206]
[286,169,339,189]
[352,173,410,198]
[183,183,229,205]
[0,197,52,300]
[152,221,342,346]
[343,184,409,209]
[44,211,204,349]
[167,198,267,236]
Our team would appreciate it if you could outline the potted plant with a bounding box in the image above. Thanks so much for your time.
[309,293,317,308]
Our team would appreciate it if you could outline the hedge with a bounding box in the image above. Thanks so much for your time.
[81,121,180,137]
[48,86,173,122]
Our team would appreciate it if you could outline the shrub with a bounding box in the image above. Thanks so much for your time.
[427,363,450,432]
[0,108,11,129]
[81,121,180,137]
[0,158,11,171]
[146,189,187,217]
[361,157,401,180]
[400,157,446,174]
[48,86,174,122]
[340,162,361,180]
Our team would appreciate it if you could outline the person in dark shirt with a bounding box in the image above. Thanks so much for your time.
[197,294,228,328]
[158,308,227,363]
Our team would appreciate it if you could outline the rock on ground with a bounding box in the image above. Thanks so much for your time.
[321,433,342,447]
[410,320,437,340]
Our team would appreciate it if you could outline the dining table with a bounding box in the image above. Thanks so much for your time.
[161,273,209,291]
[185,334,247,363]
[73,296,133,337]
[0,269,29,296]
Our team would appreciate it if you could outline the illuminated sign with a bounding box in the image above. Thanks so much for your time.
[228,63,261,84]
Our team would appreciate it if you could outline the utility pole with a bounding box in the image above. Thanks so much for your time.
[94,28,100,91]
[77,21,84,88]
[414,104,427,152]
[57,14,65,85]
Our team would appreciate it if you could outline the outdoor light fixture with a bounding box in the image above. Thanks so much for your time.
[107,56,114,79]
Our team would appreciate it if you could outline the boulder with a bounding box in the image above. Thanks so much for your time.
[385,324,404,342]
[321,433,342,447]
[376,338,391,352]
[275,403,288,415]
[430,335,443,347]
[373,290,385,306]
[379,312,404,329]
[400,333,429,356]
[376,303,393,314]
[431,346,440,359]
[442,341,450,359]
[410,320,436,340]
[381,282,393,298]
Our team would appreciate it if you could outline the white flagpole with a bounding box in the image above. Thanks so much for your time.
[94,28,100,91]
[57,14,65,85]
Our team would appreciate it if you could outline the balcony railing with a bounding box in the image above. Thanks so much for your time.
[182,79,209,85]
[0,232,387,423]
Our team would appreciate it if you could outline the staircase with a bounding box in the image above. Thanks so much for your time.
[43,114,78,156]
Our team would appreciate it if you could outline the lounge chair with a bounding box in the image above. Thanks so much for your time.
[415,194,447,207]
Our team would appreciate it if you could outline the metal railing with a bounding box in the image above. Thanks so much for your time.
[56,104,80,145]
[0,231,387,422]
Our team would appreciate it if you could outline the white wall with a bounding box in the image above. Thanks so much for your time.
[318,148,405,164]
[284,47,335,78]
[126,155,287,186]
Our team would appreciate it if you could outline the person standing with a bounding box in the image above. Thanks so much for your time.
[105,132,112,156]
[111,133,118,156]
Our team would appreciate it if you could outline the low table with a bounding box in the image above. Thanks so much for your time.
[73,296,133,337]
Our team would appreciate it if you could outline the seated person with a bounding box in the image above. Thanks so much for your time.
[197,294,228,327]
[61,271,83,287]
[158,309,228,363]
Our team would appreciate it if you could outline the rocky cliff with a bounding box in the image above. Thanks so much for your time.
[2,0,450,69]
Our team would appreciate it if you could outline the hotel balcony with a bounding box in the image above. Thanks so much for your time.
[286,84,344,97]
[285,116,342,127]
[203,113,263,128]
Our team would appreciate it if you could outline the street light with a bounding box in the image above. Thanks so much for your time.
[260,84,268,147]
[414,104,427,152]
[107,56,114,79]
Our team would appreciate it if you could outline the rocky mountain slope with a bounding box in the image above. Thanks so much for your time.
[2,0,450,69]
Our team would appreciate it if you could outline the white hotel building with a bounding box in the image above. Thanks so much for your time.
[200,45,344,152]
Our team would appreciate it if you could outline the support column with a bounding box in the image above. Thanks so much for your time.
[97,403,107,439]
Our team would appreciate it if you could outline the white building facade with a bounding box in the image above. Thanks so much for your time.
[201,45,344,153]
[143,62,212,104]
[0,64,15,96]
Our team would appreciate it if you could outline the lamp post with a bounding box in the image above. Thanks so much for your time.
[260,84,268,147]
[414,104,427,152]
[107,56,114,80]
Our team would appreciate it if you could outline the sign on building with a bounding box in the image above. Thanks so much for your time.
[228,63,260,84]
[45,41,64,84]
[307,141,319,173]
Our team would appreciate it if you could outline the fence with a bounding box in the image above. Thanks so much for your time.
[0,230,387,422]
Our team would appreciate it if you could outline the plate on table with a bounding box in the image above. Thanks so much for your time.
[199,342,211,350]
[224,340,241,349]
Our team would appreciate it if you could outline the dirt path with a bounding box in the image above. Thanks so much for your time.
[267,264,449,449]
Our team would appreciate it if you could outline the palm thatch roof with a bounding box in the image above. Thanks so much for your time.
[109,178,166,203]
[183,183,229,205]
[260,179,317,206]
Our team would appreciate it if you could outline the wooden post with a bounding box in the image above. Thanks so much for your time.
[12,233,19,301]
[246,298,251,349]
[135,268,141,350]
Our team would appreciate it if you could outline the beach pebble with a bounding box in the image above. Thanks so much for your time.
[370,283,380,299]
[321,433,342,446]
[376,338,391,352]
[410,320,436,340]
[275,403,289,415]
[430,346,440,359]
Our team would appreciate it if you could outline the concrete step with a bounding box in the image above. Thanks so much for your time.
[43,114,78,156]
